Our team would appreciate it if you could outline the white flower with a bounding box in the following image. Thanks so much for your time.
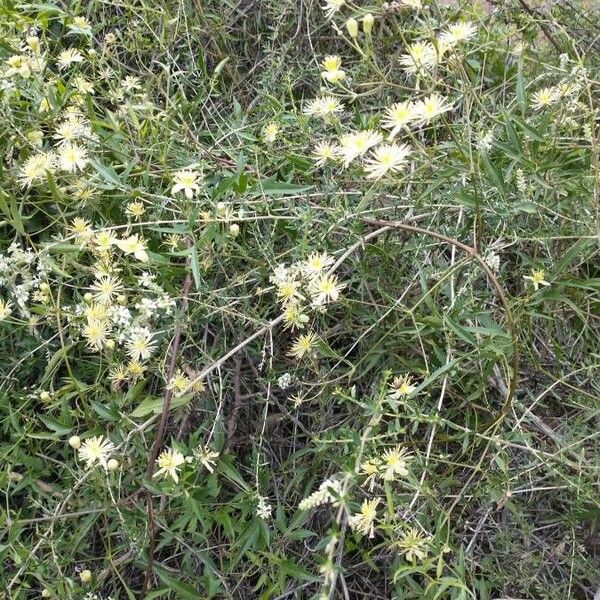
[115,234,149,262]
[440,22,477,46]
[313,142,341,167]
[256,496,273,520]
[58,143,88,172]
[126,328,157,361]
[171,169,201,199]
[321,0,345,19]
[381,101,419,139]
[277,372,292,389]
[298,478,343,510]
[399,42,438,75]
[57,48,84,69]
[531,87,559,111]
[303,96,344,118]
[154,448,186,483]
[78,435,115,469]
[364,143,411,179]
[414,93,453,124]
[339,130,383,166]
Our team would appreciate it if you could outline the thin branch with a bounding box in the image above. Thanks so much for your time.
[362,217,519,424]
[141,260,194,598]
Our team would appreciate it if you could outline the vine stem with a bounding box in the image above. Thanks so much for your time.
[361,217,519,423]
[140,262,193,598]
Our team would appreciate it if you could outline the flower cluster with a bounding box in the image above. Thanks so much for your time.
[360,446,412,490]
[298,477,344,510]
[270,252,345,359]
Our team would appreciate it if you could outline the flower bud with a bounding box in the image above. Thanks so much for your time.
[41,590,51,598]
[40,391,51,402]
[69,435,81,449]
[362,13,374,35]
[107,458,119,471]
[79,569,92,584]
[83,292,93,303]
[39,282,50,292]
[345,18,359,38]
[216,202,227,216]
[106,339,116,350]
[117,294,127,305]
[228,223,240,238]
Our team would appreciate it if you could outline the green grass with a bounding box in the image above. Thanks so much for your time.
[0,0,599,599]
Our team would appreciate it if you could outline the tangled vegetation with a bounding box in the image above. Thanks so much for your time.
[1,0,599,598]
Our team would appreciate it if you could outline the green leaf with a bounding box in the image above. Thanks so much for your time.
[89,159,121,188]
[190,244,202,289]
[130,394,191,418]
[480,151,505,196]
[280,559,320,582]
[39,415,72,435]
[155,567,203,599]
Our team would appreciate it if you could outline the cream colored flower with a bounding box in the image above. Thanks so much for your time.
[320,56,346,84]
[19,153,55,187]
[348,497,380,538]
[397,527,430,562]
[58,142,88,172]
[313,142,341,167]
[399,41,438,75]
[195,445,219,472]
[321,0,345,19]
[262,123,280,143]
[167,369,191,396]
[276,278,305,306]
[82,319,110,351]
[171,169,201,199]
[364,143,411,179]
[125,201,146,218]
[388,374,416,400]
[283,303,309,330]
[57,48,84,69]
[440,22,477,46]
[531,87,559,111]
[125,329,157,361]
[381,446,411,481]
[302,252,334,278]
[115,234,149,262]
[523,268,550,290]
[303,96,343,118]
[78,435,115,469]
[288,332,319,360]
[309,273,345,305]
[381,101,419,138]
[90,274,123,305]
[339,130,383,166]
[414,93,453,124]
[154,447,186,483]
